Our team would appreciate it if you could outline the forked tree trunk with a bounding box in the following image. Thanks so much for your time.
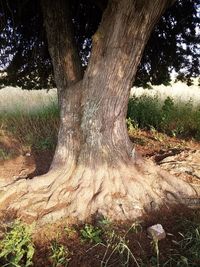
[0,0,198,224]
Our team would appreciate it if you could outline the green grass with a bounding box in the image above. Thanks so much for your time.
[1,94,200,152]
[127,96,200,140]
[80,224,103,243]
[1,213,200,266]
[50,240,71,267]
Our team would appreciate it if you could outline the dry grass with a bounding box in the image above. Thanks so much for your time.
[0,80,199,150]
[0,80,199,114]
[0,87,57,113]
[131,79,200,106]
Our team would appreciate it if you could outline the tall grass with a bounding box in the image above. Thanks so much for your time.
[0,87,57,113]
[127,96,200,139]
[0,103,59,150]
[131,79,200,106]
[0,82,200,152]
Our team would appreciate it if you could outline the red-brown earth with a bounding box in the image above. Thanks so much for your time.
[1,130,200,266]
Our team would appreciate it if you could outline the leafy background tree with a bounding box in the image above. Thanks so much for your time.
[0,0,199,89]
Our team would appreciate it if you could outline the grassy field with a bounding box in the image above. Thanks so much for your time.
[0,82,200,266]
[0,81,200,151]
[131,79,200,105]
[0,87,59,151]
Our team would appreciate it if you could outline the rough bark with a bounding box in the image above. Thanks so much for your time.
[41,0,84,168]
[0,0,198,224]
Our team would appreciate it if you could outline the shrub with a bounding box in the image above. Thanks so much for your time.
[0,220,35,267]
[127,95,200,139]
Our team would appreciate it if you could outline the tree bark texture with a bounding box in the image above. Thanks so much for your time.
[0,0,198,224]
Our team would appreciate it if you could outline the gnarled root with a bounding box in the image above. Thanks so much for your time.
[0,158,198,225]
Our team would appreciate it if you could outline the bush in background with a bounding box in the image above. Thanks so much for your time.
[127,95,200,140]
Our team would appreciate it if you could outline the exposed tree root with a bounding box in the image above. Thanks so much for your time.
[0,158,198,225]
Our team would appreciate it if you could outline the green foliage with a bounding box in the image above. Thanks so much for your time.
[1,92,200,155]
[164,218,200,267]
[0,220,35,267]
[126,117,139,134]
[1,217,200,266]
[1,0,199,88]
[50,241,71,267]
[150,126,165,142]
[64,226,77,239]
[129,221,143,234]
[128,95,163,130]
[98,217,112,228]
[35,137,54,150]
[80,224,102,243]
[150,238,160,267]
[127,95,200,140]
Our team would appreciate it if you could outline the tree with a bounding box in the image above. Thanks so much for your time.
[0,0,199,88]
[0,0,198,224]
[135,0,200,86]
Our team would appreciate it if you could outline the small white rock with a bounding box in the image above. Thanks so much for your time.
[25,153,31,157]
[147,224,166,241]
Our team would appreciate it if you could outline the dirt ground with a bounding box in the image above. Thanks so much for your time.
[1,129,200,181]
[1,130,200,266]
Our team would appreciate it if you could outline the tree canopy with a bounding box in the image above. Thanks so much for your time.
[0,0,199,89]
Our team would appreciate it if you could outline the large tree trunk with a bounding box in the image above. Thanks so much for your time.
[0,0,198,224]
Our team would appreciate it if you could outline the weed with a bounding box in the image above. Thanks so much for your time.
[80,224,102,243]
[64,226,77,239]
[100,228,140,267]
[0,103,59,151]
[35,137,54,150]
[126,117,139,134]
[127,95,200,140]
[86,223,142,267]
[0,220,35,267]
[164,217,200,266]
[1,88,200,154]
[128,95,162,130]
[130,221,143,234]
[50,240,71,267]
[150,238,160,267]
[150,126,165,142]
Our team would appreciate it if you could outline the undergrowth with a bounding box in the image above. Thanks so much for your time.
[0,220,35,267]
[1,94,200,153]
[0,91,200,154]
[127,96,200,140]
[1,212,200,266]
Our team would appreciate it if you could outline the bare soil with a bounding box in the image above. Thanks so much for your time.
[1,130,200,266]
[1,130,200,181]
